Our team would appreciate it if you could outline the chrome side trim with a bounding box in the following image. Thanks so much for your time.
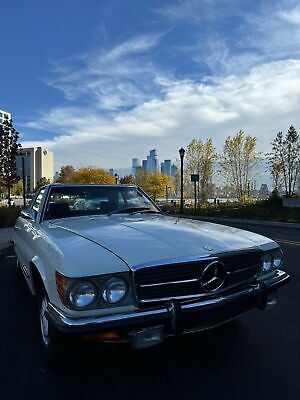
[137,277,259,303]
[226,264,259,275]
[139,278,199,288]
[139,292,210,303]
[37,185,51,223]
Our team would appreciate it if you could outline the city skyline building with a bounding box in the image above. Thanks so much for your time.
[161,160,171,176]
[132,149,178,177]
[141,149,158,173]
[259,183,269,199]
[149,149,158,172]
[16,147,54,192]
[142,159,147,172]
[171,164,178,177]
[131,158,140,176]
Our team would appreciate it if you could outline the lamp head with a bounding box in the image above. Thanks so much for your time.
[179,147,185,158]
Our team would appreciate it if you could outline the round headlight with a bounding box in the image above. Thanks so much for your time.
[273,248,283,268]
[102,277,127,304]
[262,253,273,272]
[68,281,97,309]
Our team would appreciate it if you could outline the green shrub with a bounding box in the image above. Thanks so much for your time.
[164,199,300,223]
[266,189,283,206]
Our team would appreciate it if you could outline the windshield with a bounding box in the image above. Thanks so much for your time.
[44,185,159,220]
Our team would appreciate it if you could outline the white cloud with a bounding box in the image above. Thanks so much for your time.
[46,33,162,111]
[23,59,300,171]
[22,1,300,175]
[279,5,300,24]
[154,0,241,22]
[159,1,300,75]
[242,1,300,61]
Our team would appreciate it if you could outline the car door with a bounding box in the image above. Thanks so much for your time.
[14,188,46,288]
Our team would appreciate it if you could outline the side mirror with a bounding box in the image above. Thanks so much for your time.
[21,209,36,221]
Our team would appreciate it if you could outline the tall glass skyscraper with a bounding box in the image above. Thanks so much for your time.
[131,158,140,176]
[148,149,158,172]
[161,160,171,175]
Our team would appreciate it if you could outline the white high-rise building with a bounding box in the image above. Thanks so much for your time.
[0,109,11,125]
[16,147,54,192]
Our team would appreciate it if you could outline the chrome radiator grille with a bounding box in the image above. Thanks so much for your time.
[134,249,262,302]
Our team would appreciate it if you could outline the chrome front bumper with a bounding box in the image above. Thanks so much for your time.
[46,270,290,336]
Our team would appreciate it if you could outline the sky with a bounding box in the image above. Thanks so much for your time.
[1,0,300,174]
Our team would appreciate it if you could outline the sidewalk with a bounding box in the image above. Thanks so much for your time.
[176,214,300,229]
[0,227,13,251]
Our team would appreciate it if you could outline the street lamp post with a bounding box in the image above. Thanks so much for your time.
[179,147,185,213]
[114,173,119,184]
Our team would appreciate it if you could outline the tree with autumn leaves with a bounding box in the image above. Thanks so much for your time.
[267,126,300,197]
[135,171,172,201]
[57,166,115,184]
[56,165,172,201]
[219,130,262,202]
[54,126,299,205]
[184,138,216,203]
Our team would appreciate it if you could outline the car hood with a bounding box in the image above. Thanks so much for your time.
[46,215,275,268]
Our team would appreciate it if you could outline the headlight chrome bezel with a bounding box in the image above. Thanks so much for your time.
[56,271,132,311]
[67,280,98,310]
[102,277,128,305]
[272,248,283,269]
[261,247,283,274]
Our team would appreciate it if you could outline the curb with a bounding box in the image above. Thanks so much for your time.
[175,215,300,229]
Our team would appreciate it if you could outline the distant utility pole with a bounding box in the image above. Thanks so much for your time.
[22,156,26,208]
[191,174,199,215]
[179,147,185,213]
[165,185,171,203]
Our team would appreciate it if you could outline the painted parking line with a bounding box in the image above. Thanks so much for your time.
[274,238,300,246]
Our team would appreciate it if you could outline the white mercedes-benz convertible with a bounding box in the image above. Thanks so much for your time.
[13,184,289,357]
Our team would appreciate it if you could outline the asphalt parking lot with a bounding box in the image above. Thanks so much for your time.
[0,222,299,400]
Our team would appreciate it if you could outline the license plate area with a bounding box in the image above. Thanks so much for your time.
[130,326,164,349]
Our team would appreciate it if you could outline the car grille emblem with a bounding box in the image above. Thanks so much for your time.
[200,261,226,292]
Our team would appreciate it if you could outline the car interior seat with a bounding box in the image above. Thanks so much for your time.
[47,202,71,219]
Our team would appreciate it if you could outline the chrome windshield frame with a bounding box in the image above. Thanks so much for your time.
[39,184,162,222]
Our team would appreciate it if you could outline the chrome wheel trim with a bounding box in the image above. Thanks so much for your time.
[40,295,50,347]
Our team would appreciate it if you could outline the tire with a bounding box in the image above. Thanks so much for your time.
[37,284,66,362]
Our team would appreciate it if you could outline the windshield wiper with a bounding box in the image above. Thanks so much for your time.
[129,209,161,215]
[107,206,152,216]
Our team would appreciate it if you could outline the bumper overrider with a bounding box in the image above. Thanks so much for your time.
[46,270,290,346]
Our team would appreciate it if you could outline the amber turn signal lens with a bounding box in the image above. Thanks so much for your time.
[55,271,69,305]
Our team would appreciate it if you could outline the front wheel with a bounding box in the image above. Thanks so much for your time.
[38,286,65,361]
